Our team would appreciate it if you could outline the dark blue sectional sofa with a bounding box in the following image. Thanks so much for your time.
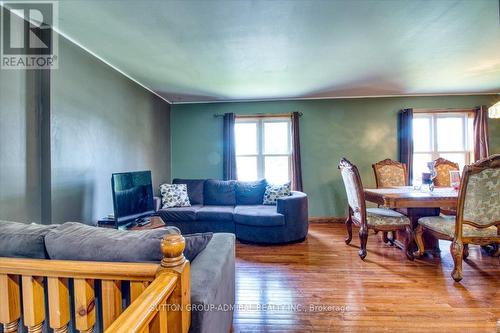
[155,179,309,244]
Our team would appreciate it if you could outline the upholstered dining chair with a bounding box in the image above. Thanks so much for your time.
[432,157,460,187]
[372,159,409,244]
[372,159,408,188]
[432,158,460,216]
[339,158,414,260]
[415,154,500,282]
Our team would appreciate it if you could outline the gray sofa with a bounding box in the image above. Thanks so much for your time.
[0,221,235,333]
[156,179,309,244]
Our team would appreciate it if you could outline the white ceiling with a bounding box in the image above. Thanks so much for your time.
[56,0,500,103]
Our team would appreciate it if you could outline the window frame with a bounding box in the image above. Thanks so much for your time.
[412,111,474,183]
[235,116,292,182]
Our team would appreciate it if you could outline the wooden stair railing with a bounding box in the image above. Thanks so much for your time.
[0,233,190,333]
[105,233,191,333]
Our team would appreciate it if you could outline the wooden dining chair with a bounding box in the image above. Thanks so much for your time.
[372,159,409,188]
[432,158,460,216]
[415,154,500,282]
[339,158,414,260]
[432,157,460,187]
[372,159,409,244]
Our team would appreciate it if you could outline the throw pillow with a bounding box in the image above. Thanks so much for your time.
[183,233,214,262]
[172,179,205,205]
[45,222,213,262]
[263,182,291,205]
[160,183,191,208]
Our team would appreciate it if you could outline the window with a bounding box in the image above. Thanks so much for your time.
[412,112,474,184]
[235,117,292,184]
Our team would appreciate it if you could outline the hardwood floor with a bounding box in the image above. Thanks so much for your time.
[233,223,500,332]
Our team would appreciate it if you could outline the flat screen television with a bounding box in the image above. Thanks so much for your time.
[111,170,155,225]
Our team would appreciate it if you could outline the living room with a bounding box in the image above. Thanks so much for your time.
[0,0,499,332]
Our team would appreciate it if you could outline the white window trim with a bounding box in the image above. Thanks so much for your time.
[235,116,292,181]
[413,112,474,161]
[412,111,474,183]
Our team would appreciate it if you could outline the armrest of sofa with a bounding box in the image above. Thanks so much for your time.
[277,191,309,226]
[190,233,235,333]
[153,196,161,212]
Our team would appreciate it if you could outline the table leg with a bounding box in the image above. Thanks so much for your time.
[394,208,441,256]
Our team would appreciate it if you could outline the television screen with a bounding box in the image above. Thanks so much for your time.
[111,170,155,224]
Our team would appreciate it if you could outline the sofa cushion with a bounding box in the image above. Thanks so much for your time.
[204,180,236,206]
[235,179,267,205]
[172,179,205,205]
[45,222,212,262]
[233,205,285,227]
[0,221,57,259]
[196,206,234,221]
[157,205,202,222]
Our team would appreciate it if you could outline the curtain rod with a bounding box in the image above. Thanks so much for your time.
[213,112,303,118]
[412,108,476,114]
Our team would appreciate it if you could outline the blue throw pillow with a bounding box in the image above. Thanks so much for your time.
[183,233,213,262]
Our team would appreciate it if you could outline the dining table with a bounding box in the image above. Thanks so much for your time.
[363,186,458,255]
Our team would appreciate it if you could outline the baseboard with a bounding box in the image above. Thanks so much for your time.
[309,216,346,223]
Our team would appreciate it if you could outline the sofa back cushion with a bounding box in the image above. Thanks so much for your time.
[0,221,57,259]
[235,179,267,205]
[45,222,212,262]
[173,179,205,205]
[204,180,236,206]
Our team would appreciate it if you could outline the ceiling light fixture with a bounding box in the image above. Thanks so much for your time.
[489,100,500,118]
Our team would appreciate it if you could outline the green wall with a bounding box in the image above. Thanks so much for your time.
[0,33,171,225]
[50,36,171,225]
[171,95,500,218]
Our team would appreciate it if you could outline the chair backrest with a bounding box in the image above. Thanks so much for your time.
[457,154,500,234]
[372,159,408,188]
[338,158,366,223]
[432,158,460,187]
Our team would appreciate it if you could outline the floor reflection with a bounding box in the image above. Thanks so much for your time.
[232,224,500,332]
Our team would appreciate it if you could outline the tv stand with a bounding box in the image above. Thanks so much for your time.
[124,216,166,231]
[135,216,151,227]
[99,216,166,230]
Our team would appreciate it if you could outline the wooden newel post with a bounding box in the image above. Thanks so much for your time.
[160,234,187,268]
[159,233,191,333]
